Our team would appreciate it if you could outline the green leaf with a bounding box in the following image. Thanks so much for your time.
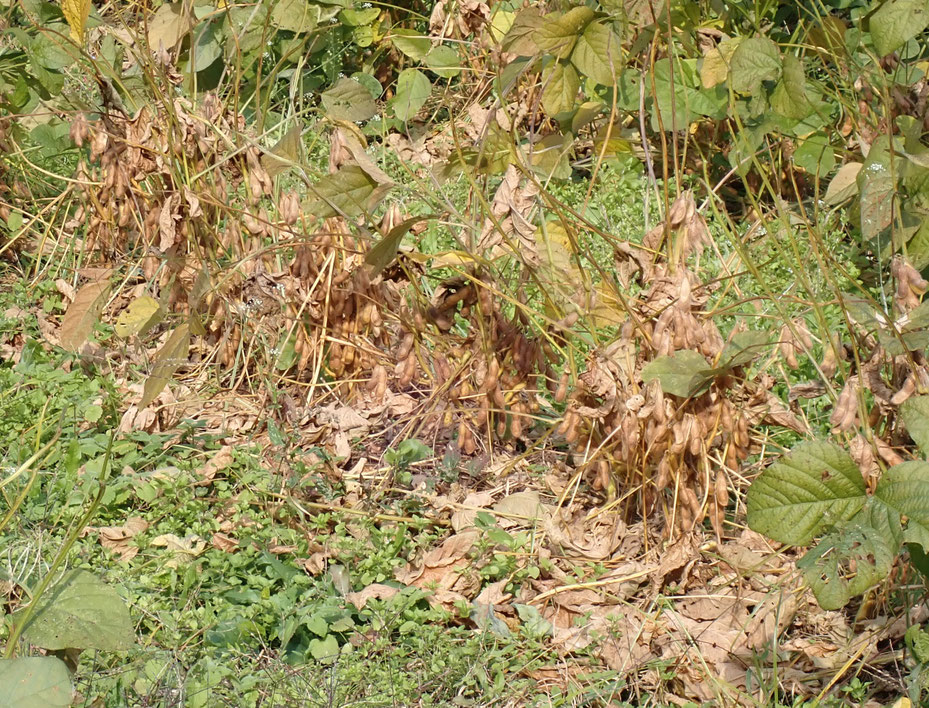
[533,7,595,59]
[261,124,304,178]
[718,330,770,369]
[321,78,377,122]
[641,350,715,398]
[858,143,897,243]
[874,461,929,549]
[793,134,835,179]
[17,570,134,651]
[304,165,387,218]
[729,36,781,95]
[871,0,929,57]
[189,20,222,72]
[570,21,622,86]
[0,657,71,708]
[770,54,812,120]
[366,216,429,275]
[309,633,339,662]
[391,29,431,61]
[269,0,320,32]
[650,58,696,132]
[339,7,379,26]
[501,7,543,55]
[514,603,553,638]
[140,323,191,410]
[797,505,896,610]
[901,396,929,456]
[390,68,431,121]
[906,624,929,663]
[746,441,866,546]
[540,61,580,117]
[423,46,461,79]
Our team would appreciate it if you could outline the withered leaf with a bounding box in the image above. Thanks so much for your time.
[140,323,190,410]
[59,279,111,351]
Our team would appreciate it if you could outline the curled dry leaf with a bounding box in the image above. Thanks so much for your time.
[345,583,401,610]
[83,517,149,562]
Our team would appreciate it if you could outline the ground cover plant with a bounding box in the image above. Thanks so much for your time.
[6,0,929,706]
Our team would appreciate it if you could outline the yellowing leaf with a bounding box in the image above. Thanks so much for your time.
[261,124,304,178]
[59,280,111,351]
[140,323,190,410]
[147,2,192,51]
[62,0,91,44]
[114,295,163,338]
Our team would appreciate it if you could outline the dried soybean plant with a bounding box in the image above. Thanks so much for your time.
[559,193,807,539]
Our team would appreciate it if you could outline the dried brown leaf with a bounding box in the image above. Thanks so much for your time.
[59,280,111,351]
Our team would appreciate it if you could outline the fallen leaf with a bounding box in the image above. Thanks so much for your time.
[211,532,238,552]
[195,445,235,486]
[83,517,149,562]
[346,583,401,610]
[59,279,111,351]
[150,533,206,567]
[423,530,479,568]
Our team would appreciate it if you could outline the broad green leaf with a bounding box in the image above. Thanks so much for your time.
[501,7,543,55]
[528,133,572,180]
[746,441,866,546]
[190,20,222,72]
[140,323,191,410]
[61,0,90,43]
[906,219,929,269]
[269,0,320,33]
[18,570,134,651]
[366,216,430,276]
[797,505,896,610]
[641,350,715,398]
[147,2,192,51]
[391,68,431,121]
[0,657,71,708]
[114,295,162,338]
[533,7,595,59]
[875,461,929,549]
[423,46,461,79]
[304,165,387,218]
[871,0,929,57]
[321,78,377,122]
[570,21,622,86]
[339,7,379,26]
[793,134,835,178]
[351,72,383,99]
[59,280,111,351]
[651,57,696,132]
[770,54,812,120]
[858,145,896,242]
[309,633,339,662]
[729,36,781,95]
[540,61,580,116]
[824,162,863,205]
[261,124,303,178]
[901,396,929,456]
[718,330,770,369]
[391,29,431,61]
